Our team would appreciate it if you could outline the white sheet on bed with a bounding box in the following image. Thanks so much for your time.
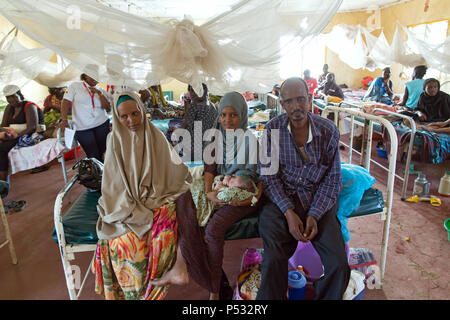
[8,138,66,175]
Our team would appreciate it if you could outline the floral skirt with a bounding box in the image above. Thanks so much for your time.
[93,203,177,300]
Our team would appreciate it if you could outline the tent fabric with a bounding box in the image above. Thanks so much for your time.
[0,0,343,95]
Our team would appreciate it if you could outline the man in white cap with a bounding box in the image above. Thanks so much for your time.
[0,85,45,181]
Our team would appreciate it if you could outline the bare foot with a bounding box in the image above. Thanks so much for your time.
[209,292,219,300]
[149,247,189,287]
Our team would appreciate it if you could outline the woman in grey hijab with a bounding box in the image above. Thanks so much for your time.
[160,92,263,300]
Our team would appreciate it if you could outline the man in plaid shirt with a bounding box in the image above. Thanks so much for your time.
[256,77,350,300]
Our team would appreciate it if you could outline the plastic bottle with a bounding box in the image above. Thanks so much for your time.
[288,270,306,300]
[438,171,450,197]
[413,172,430,197]
[297,265,306,278]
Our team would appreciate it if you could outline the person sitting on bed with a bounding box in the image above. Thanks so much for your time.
[139,88,166,119]
[363,67,394,105]
[178,83,218,162]
[43,87,66,114]
[397,65,427,110]
[43,86,68,139]
[0,85,45,182]
[318,64,329,87]
[417,118,450,134]
[415,78,450,123]
[93,92,192,300]
[148,84,169,109]
[256,77,350,300]
[167,92,263,300]
[319,73,344,101]
[304,69,317,96]
[272,84,281,97]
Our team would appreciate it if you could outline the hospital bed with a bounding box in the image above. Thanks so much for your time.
[322,105,398,288]
[313,97,417,200]
[7,126,79,188]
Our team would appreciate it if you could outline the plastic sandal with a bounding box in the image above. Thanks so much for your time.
[12,200,27,212]
[405,195,420,203]
[3,200,17,214]
[430,197,441,207]
[406,195,441,207]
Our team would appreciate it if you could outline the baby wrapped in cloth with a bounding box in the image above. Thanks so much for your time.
[191,174,258,227]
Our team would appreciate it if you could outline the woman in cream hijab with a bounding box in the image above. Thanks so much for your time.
[166,92,263,300]
[92,91,192,300]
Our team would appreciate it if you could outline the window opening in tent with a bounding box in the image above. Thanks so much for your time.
[403,19,449,84]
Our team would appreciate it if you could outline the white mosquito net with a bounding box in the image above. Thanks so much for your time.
[0,27,80,89]
[0,0,343,95]
[321,23,448,73]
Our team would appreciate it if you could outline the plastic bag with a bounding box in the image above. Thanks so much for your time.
[72,158,103,191]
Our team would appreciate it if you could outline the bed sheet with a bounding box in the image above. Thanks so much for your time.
[382,121,450,164]
[8,138,66,174]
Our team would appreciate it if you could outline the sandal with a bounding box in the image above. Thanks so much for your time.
[3,200,27,213]
[13,200,27,212]
[3,200,17,214]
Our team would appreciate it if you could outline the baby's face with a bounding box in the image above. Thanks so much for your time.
[222,175,232,185]
[227,177,245,188]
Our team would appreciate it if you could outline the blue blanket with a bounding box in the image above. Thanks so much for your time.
[338,164,376,243]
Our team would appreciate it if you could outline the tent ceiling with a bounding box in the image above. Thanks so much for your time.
[97,0,410,20]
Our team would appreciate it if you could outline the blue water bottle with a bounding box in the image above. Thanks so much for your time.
[288,270,306,300]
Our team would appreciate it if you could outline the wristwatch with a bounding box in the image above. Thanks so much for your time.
[251,196,258,206]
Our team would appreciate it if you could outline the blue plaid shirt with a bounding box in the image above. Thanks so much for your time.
[259,112,342,221]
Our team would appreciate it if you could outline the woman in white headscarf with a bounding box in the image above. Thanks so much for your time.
[92,91,192,300]
[1,85,45,181]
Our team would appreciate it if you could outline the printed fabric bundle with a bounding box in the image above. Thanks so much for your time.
[14,132,43,149]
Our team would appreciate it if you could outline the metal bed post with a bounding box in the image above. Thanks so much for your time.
[54,174,97,300]
[54,174,79,299]
[348,115,355,164]
[323,106,398,286]
[371,109,416,201]
[365,120,374,171]
[336,101,416,201]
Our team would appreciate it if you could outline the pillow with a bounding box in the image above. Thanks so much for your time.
[338,164,376,242]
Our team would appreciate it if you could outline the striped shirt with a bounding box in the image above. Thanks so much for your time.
[259,112,342,221]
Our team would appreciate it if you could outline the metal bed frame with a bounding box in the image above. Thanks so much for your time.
[312,96,416,200]
[53,173,97,300]
[322,105,398,286]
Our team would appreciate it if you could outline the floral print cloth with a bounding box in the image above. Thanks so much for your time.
[190,175,257,227]
[93,202,177,300]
